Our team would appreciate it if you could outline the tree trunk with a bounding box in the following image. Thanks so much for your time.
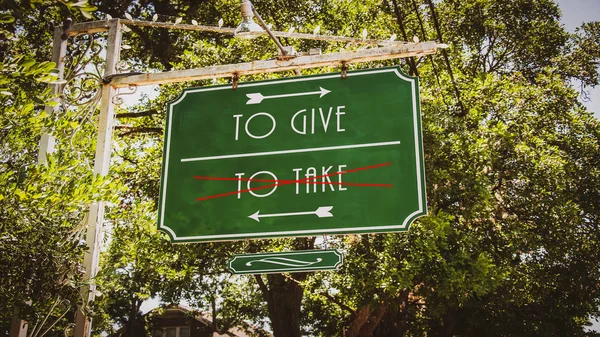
[270,273,305,337]
[346,302,390,337]
[126,298,141,337]
[254,238,314,337]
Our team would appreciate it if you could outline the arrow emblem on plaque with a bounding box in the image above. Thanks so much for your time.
[248,206,333,222]
[246,87,331,105]
[228,249,344,274]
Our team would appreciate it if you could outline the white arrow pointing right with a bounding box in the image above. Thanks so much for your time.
[246,87,331,105]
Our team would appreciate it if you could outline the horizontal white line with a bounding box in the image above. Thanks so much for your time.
[180,140,401,162]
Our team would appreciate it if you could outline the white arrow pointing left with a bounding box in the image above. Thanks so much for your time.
[248,206,333,222]
[246,87,331,105]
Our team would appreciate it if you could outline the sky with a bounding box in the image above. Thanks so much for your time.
[556,0,600,118]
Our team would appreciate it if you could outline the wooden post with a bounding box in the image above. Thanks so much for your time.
[9,307,28,337]
[73,18,122,337]
[38,26,68,163]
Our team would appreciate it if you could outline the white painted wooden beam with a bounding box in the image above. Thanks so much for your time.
[73,18,122,337]
[37,27,67,164]
[110,41,438,88]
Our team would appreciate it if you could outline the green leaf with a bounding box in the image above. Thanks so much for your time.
[0,13,15,23]
[14,189,26,200]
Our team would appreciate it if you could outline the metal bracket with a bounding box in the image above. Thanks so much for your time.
[112,84,138,105]
[61,18,73,41]
[276,46,298,60]
[102,72,144,84]
[341,62,348,79]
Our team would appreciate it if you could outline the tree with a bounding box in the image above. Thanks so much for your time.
[4,1,599,337]
[302,69,600,336]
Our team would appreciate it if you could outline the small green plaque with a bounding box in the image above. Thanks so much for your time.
[228,249,344,274]
[158,67,427,242]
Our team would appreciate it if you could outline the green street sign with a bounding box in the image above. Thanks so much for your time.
[158,66,427,242]
[228,249,344,274]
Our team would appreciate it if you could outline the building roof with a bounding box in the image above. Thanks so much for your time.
[151,305,272,337]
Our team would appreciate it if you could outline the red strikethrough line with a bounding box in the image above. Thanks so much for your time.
[194,162,392,201]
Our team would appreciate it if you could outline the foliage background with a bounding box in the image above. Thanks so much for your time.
[1,0,599,337]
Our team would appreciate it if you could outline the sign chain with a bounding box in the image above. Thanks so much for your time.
[341,62,348,79]
[232,73,239,90]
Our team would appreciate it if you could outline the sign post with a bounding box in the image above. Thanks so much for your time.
[74,19,122,337]
[159,66,426,242]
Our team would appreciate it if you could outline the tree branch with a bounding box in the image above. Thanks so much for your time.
[115,127,163,138]
[115,109,159,119]
[425,0,467,117]
[410,0,427,40]
[388,0,419,76]
[211,295,218,333]
[254,274,270,303]
[321,292,356,315]
[488,45,515,73]
[346,304,372,337]
[491,177,504,193]
[408,0,447,95]
[357,301,389,337]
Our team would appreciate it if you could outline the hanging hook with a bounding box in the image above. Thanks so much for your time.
[232,73,239,90]
[341,62,348,79]
[61,18,73,41]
